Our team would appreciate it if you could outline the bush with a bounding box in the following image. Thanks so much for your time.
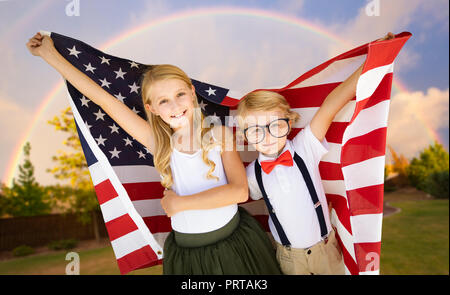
[423,170,449,199]
[407,141,449,197]
[12,245,35,257]
[47,239,78,251]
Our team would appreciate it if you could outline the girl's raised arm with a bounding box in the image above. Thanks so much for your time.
[26,32,155,154]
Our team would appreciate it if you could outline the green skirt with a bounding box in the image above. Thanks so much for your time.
[163,206,282,275]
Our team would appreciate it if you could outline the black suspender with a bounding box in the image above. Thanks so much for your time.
[254,151,329,247]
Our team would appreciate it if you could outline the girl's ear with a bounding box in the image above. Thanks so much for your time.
[191,84,196,98]
[145,103,157,115]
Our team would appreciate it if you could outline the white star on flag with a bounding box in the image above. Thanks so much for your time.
[129,82,140,94]
[99,78,111,88]
[131,106,140,114]
[94,109,106,121]
[114,92,126,103]
[198,100,207,111]
[67,45,81,58]
[205,87,216,96]
[80,96,90,107]
[94,134,107,146]
[123,137,133,146]
[84,121,92,131]
[109,147,122,159]
[109,123,120,134]
[84,63,96,73]
[99,56,110,65]
[114,67,127,79]
[137,150,146,159]
[129,61,139,68]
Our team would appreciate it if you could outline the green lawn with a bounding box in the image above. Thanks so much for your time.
[380,198,449,274]
[0,188,448,275]
[0,245,162,275]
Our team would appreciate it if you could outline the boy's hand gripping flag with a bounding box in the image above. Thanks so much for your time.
[41,30,411,274]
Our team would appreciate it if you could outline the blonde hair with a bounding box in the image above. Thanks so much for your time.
[236,90,300,133]
[141,64,220,189]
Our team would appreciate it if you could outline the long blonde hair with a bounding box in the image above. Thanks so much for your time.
[141,64,220,189]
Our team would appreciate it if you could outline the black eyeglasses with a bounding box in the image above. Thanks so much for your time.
[243,118,290,144]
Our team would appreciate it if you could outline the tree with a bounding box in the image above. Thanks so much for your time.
[1,142,51,217]
[407,141,449,198]
[387,145,410,187]
[47,107,101,240]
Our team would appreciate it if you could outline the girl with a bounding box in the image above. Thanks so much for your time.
[26,32,281,275]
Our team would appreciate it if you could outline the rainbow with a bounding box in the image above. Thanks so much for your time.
[3,6,428,186]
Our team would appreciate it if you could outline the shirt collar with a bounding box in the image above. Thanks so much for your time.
[257,139,294,163]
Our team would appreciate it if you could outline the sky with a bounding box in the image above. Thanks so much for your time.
[0,0,448,187]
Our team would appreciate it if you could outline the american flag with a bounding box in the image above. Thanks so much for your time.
[42,30,410,275]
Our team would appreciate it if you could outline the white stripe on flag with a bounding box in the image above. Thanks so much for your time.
[100,197,128,223]
[88,161,108,185]
[113,165,161,184]
[350,213,383,243]
[290,54,367,89]
[341,156,385,191]
[292,101,356,129]
[322,180,347,198]
[330,208,356,262]
[321,142,342,164]
[132,199,166,217]
[356,63,394,101]
[342,100,390,145]
[110,229,150,259]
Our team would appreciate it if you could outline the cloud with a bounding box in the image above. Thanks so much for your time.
[386,87,449,160]
[324,0,448,74]
[275,0,305,15]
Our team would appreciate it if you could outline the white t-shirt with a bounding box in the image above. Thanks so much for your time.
[169,141,237,234]
[246,123,331,249]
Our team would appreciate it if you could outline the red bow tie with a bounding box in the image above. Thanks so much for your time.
[260,150,293,174]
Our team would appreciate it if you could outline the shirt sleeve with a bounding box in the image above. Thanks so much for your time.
[292,123,330,165]
[246,162,263,201]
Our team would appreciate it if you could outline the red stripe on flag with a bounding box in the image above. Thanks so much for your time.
[351,73,392,121]
[326,194,352,234]
[354,242,381,273]
[116,245,158,275]
[281,82,341,108]
[288,122,349,144]
[143,215,172,233]
[123,182,165,201]
[319,162,344,180]
[105,214,138,241]
[362,33,412,74]
[346,184,384,216]
[363,73,392,109]
[94,179,118,205]
[341,127,387,167]
[222,96,240,107]
[334,231,359,275]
